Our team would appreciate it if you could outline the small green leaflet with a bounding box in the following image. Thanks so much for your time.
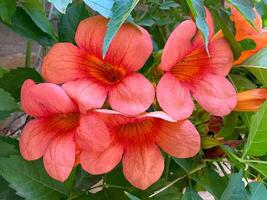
[102,0,139,57]
[185,0,209,52]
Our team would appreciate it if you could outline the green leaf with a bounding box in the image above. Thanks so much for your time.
[213,7,242,59]
[159,1,179,10]
[218,112,239,139]
[48,0,72,13]
[182,187,202,200]
[83,0,114,18]
[0,68,8,79]
[58,2,89,43]
[242,47,267,86]
[220,171,247,200]
[0,136,19,157]
[0,67,42,101]
[0,176,23,200]
[226,0,256,28]
[248,163,267,178]
[229,74,257,92]
[0,89,19,120]
[102,0,139,57]
[0,0,16,24]
[8,8,55,46]
[73,166,101,192]
[124,191,140,200]
[192,165,227,199]
[0,155,67,200]
[247,182,267,200]
[243,101,267,157]
[20,0,57,40]
[186,0,209,51]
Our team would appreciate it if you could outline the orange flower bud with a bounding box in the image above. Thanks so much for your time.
[234,88,267,111]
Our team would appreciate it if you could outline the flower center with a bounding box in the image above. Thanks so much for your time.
[46,113,80,133]
[86,55,127,85]
[170,48,207,83]
[112,118,160,145]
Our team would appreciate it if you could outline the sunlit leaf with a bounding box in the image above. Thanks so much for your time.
[247,182,267,200]
[48,0,72,13]
[226,0,256,28]
[220,170,247,200]
[186,0,209,51]
[83,0,114,18]
[102,0,139,57]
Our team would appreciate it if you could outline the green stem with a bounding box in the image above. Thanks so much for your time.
[164,155,171,180]
[149,163,206,198]
[25,40,32,68]
[104,184,129,190]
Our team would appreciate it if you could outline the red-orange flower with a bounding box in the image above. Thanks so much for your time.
[234,88,267,111]
[231,7,267,64]
[19,80,110,182]
[79,110,200,190]
[156,9,236,120]
[42,16,154,116]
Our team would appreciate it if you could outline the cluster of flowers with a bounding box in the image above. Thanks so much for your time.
[19,7,267,190]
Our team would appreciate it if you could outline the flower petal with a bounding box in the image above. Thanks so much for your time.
[122,144,164,190]
[19,119,57,160]
[208,38,233,76]
[234,31,267,64]
[192,7,215,48]
[142,111,176,122]
[156,73,194,120]
[21,80,77,117]
[80,143,123,174]
[43,132,76,182]
[76,113,110,152]
[231,7,262,40]
[161,20,196,71]
[161,8,214,72]
[109,73,155,116]
[191,74,237,116]
[75,16,152,72]
[62,78,108,113]
[156,120,200,158]
[42,43,89,84]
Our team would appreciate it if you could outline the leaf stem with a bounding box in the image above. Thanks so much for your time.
[25,40,32,68]
[148,163,206,198]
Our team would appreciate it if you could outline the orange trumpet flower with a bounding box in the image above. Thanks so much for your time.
[231,7,267,64]
[234,88,267,111]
